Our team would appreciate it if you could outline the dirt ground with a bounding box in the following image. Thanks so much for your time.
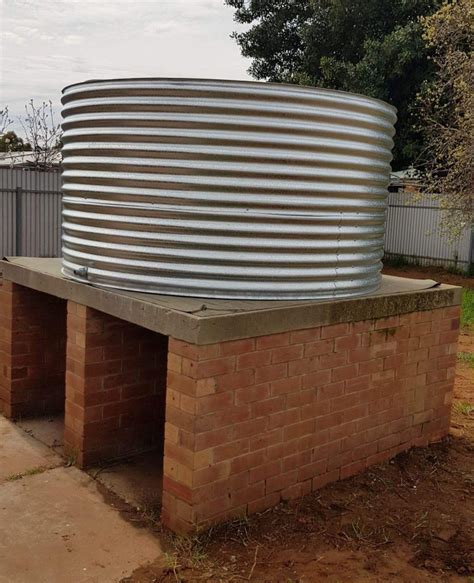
[382,264,474,290]
[123,266,474,583]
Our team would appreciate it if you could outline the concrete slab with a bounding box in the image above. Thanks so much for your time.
[1,257,462,344]
[16,415,65,456]
[90,450,163,511]
[0,416,62,483]
[0,466,163,583]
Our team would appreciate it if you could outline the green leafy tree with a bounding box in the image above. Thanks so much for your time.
[417,0,473,237]
[0,130,31,153]
[226,0,443,169]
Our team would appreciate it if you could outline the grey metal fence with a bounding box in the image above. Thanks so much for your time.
[384,191,473,273]
[1,167,472,275]
[0,168,62,258]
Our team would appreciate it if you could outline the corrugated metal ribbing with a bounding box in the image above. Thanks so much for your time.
[385,191,472,269]
[0,187,16,256]
[61,78,397,299]
[0,168,62,258]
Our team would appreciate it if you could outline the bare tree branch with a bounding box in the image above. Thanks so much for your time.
[16,100,62,170]
[0,106,12,135]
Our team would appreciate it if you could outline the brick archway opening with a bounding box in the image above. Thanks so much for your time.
[64,302,168,471]
[0,282,67,448]
[1,283,168,507]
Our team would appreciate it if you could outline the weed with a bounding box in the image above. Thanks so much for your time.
[166,533,210,572]
[210,514,252,546]
[136,492,162,525]
[411,510,430,541]
[453,401,474,416]
[346,519,369,542]
[5,465,49,482]
[163,552,182,582]
[340,518,390,546]
[64,452,77,467]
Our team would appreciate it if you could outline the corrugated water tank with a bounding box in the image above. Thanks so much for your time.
[61,78,397,300]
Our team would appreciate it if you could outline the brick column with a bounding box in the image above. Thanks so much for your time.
[161,306,460,534]
[64,301,167,467]
[0,281,66,417]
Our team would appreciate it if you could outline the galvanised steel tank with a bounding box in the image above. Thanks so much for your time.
[61,78,397,300]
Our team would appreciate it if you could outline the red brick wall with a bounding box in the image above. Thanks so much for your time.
[64,301,168,467]
[0,281,66,417]
[162,307,460,533]
[0,279,461,535]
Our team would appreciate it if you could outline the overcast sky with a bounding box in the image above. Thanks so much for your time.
[0,0,251,133]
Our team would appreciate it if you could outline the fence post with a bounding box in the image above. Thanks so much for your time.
[15,186,22,256]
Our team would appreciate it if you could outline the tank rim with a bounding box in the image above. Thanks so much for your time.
[62,77,397,116]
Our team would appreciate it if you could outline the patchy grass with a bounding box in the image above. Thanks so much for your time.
[461,288,474,329]
[454,401,474,417]
[457,351,474,367]
[445,264,471,276]
[5,465,50,482]
[161,533,213,581]
[157,519,254,582]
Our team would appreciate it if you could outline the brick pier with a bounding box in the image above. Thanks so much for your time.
[0,258,461,534]
[65,302,167,467]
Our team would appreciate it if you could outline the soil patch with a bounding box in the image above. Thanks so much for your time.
[382,264,474,289]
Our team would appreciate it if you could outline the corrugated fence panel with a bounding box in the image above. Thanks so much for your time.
[0,189,16,256]
[0,168,62,259]
[384,191,472,270]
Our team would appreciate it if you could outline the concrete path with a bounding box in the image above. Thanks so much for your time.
[0,417,163,583]
[0,415,62,482]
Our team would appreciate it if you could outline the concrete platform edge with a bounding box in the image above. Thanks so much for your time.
[1,258,462,345]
